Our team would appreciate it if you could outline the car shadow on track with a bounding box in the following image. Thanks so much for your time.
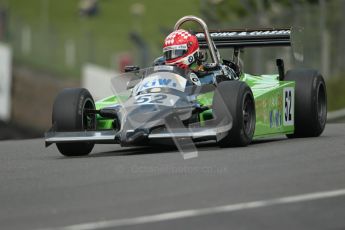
[251,134,333,146]
[89,145,178,158]
[72,141,219,158]
[57,137,292,159]
[251,136,287,146]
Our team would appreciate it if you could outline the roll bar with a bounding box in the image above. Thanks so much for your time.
[174,15,220,65]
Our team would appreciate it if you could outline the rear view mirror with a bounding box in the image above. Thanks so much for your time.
[291,27,304,63]
[124,66,140,73]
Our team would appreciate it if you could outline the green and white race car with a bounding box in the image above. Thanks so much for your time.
[45,16,327,156]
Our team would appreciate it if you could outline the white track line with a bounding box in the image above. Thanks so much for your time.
[44,188,345,230]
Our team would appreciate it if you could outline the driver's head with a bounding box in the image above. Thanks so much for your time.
[163,29,199,69]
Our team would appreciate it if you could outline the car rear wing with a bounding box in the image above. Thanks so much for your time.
[195,28,291,49]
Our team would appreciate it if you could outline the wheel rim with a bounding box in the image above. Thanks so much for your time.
[242,94,255,136]
[82,98,96,130]
[317,82,327,126]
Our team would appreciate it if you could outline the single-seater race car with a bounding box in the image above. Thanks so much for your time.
[45,16,327,156]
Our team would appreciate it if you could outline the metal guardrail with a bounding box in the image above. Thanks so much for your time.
[327,108,345,122]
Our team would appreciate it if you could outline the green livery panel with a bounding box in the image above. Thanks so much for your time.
[95,95,125,130]
[95,74,295,138]
[242,74,295,138]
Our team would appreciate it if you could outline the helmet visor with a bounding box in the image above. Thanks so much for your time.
[164,49,187,60]
[163,45,188,61]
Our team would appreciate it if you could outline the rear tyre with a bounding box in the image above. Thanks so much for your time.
[285,69,327,138]
[52,88,96,156]
[213,81,256,147]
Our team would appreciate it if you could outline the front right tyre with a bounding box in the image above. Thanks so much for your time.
[212,81,256,147]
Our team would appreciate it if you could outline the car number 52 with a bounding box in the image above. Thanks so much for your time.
[134,94,168,105]
[283,87,294,126]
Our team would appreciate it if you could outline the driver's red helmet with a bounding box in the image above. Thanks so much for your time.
[163,29,199,69]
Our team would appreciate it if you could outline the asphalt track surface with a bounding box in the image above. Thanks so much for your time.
[1,124,345,230]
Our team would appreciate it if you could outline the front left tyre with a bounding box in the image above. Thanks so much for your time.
[52,88,96,156]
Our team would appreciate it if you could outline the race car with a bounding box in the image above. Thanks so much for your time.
[45,15,327,156]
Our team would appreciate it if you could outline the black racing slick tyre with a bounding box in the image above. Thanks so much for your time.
[285,69,327,138]
[213,81,256,147]
[52,88,96,156]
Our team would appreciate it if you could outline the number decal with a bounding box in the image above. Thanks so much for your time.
[150,94,167,104]
[134,94,168,105]
[285,91,291,121]
[283,87,294,126]
[134,95,150,104]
